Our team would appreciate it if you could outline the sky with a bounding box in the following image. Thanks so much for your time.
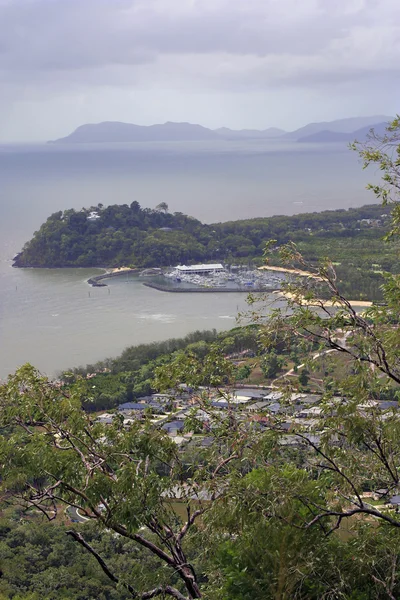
[0,0,399,142]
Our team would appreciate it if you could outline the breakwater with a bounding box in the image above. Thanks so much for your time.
[142,281,280,293]
[87,268,140,287]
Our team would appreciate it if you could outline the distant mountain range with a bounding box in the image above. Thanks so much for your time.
[50,115,392,144]
[297,121,389,143]
[284,116,391,140]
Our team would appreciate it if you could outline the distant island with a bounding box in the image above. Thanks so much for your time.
[13,202,398,301]
[49,115,392,144]
[298,121,389,143]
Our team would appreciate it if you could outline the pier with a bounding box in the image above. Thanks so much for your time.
[87,268,140,287]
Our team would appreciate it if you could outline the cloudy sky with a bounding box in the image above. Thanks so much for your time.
[0,0,398,142]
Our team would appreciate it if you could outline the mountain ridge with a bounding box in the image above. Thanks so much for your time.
[298,121,389,143]
[285,115,392,140]
[49,116,393,144]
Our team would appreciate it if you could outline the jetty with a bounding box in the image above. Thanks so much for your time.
[87,268,140,287]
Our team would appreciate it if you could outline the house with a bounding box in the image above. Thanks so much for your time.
[117,402,164,415]
[279,433,321,447]
[213,393,253,405]
[233,388,269,399]
[300,394,321,405]
[162,420,185,436]
[266,402,281,415]
[378,401,398,411]
[298,406,323,418]
[96,413,116,425]
[246,401,270,412]
[264,391,283,402]
[87,211,101,221]
[211,401,230,410]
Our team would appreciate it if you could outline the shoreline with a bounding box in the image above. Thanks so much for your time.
[258,265,322,280]
[273,290,373,308]
[10,262,376,306]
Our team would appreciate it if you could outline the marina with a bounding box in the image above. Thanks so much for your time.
[87,263,288,292]
[158,263,287,292]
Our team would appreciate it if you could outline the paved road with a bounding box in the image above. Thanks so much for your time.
[66,505,89,523]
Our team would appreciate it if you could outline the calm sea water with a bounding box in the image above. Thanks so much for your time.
[0,140,374,379]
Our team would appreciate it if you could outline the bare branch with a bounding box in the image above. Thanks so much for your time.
[66,530,189,600]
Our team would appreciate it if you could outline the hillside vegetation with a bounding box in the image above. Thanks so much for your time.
[13,202,399,299]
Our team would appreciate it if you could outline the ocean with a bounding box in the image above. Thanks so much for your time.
[0,139,375,379]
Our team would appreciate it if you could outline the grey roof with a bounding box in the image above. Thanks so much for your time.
[118,402,148,411]
[162,420,185,432]
[264,392,283,401]
[300,394,322,405]
[279,433,321,446]
[118,402,163,412]
[201,436,214,447]
[390,495,400,505]
[233,388,269,399]
[247,401,270,411]
[378,401,398,410]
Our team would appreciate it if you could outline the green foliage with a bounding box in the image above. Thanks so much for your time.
[298,367,310,388]
[0,520,138,599]
[64,328,262,412]
[236,364,251,381]
[260,351,285,379]
[13,202,399,300]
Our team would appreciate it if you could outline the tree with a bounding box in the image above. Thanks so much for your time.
[130,201,141,213]
[298,367,309,388]
[158,118,400,596]
[260,351,284,379]
[245,117,400,532]
[237,364,251,381]
[155,202,169,214]
[0,364,244,600]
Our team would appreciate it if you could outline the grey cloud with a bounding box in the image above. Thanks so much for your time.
[0,0,398,85]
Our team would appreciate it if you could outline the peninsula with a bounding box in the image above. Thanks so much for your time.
[13,203,398,301]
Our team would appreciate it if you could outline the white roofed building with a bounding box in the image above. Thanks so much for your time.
[175,263,224,274]
[87,211,101,221]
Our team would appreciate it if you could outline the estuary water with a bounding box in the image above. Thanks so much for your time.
[0,139,374,379]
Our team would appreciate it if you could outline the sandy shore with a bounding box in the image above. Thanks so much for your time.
[273,290,372,308]
[258,265,322,280]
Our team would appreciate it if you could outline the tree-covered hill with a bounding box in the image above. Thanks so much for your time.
[13,201,394,273]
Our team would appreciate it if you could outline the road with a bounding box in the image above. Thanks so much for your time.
[66,505,89,523]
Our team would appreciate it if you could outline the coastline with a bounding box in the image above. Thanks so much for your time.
[258,265,322,280]
[10,261,375,306]
[273,290,373,308]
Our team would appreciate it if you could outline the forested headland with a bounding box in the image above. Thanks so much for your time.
[13,201,399,300]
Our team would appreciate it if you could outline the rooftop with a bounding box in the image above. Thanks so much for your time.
[175,263,224,272]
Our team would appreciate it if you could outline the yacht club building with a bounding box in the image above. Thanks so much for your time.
[174,263,225,275]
